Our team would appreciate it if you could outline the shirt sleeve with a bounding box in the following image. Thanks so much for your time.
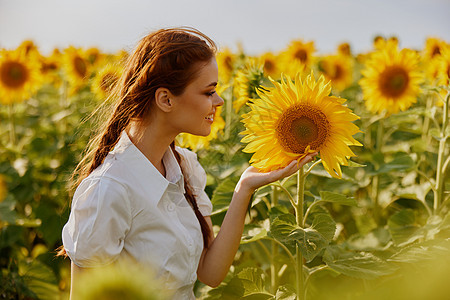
[176,147,213,217]
[62,177,131,268]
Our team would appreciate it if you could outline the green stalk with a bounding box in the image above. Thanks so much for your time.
[295,167,305,300]
[8,103,16,145]
[270,186,279,293]
[372,118,384,224]
[224,90,233,140]
[435,91,449,213]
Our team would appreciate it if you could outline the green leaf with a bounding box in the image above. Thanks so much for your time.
[323,246,397,279]
[347,160,366,168]
[19,260,59,300]
[375,154,414,174]
[388,209,423,246]
[311,212,336,242]
[388,238,450,263]
[275,285,296,300]
[289,227,329,262]
[211,176,240,215]
[319,191,357,206]
[241,223,269,245]
[270,214,296,243]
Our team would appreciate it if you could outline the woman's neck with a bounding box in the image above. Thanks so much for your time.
[127,121,178,177]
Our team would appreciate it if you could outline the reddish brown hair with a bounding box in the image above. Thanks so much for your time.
[59,28,216,257]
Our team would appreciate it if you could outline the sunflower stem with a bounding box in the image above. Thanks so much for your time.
[435,90,449,213]
[270,186,279,294]
[372,117,384,225]
[8,103,16,145]
[224,91,233,140]
[295,167,305,300]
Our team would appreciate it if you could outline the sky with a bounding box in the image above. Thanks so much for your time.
[0,0,449,56]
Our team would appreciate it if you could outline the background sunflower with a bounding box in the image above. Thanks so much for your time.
[359,42,422,115]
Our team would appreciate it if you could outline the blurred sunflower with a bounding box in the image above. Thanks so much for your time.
[62,46,91,93]
[86,47,106,68]
[233,60,265,112]
[76,261,171,300]
[92,64,123,100]
[0,48,41,104]
[423,37,445,61]
[258,51,280,79]
[39,48,62,85]
[318,55,353,92]
[216,47,235,84]
[373,36,399,51]
[177,105,225,151]
[359,43,422,115]
[337,42,352,57]
[241,72,362,178]
[18,40,40,57]
[280,40,315,76]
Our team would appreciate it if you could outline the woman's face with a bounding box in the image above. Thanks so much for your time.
[170,57,224,136]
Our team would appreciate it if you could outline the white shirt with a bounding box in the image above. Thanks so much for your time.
[62,131,212,299]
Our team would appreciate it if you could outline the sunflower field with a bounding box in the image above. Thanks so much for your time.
[0,36,449,299]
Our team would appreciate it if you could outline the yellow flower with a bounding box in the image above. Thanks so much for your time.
[232,60,265,112]
[62,46,91,93]
[216,47,235,84]
[423,37,445,61]
[176,106,225,151]
[359,43,422,115]
[373,36,399,51]
[318,55,353,92]
[75,261,171,300]
[337,42,352,57]
[258,52,280,79]
[0,48,41,104]
[241,72,362,178]
[17,40,40,57]
[91,64,123,100]
[39,48,62,85]
[279,40,315,77]
[86,47,106,68]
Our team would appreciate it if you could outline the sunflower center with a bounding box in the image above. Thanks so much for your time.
[379,66,409,97]
[329,64,343,80]
[264,60,275,73]
[294,49,308,63]
[0,61,29,88]
[431,46,441,58]
[276,104,330,154]
[73,56,87,78]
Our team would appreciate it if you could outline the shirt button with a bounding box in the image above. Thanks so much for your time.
[167,203,175,212]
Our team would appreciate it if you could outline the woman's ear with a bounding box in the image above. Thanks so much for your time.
[154,87,173,112]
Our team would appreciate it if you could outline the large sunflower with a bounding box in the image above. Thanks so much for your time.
[241,72,362,178]
[0,48,41,104]
[359,43,422,115]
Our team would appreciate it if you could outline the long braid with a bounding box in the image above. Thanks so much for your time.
[170,142,210,248]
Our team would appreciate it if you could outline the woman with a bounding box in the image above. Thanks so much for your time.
[61,27,316,299]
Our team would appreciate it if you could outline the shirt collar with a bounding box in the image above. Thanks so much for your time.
[112,131,185,203]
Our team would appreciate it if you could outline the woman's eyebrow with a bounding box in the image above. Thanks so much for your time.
[205,82,218,88]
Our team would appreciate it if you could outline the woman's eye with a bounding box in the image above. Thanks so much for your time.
[206,91,216,96]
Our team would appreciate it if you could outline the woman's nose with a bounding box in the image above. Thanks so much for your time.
[215,94,224,107]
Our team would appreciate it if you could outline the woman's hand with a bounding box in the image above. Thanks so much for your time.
[237,153,318,194]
